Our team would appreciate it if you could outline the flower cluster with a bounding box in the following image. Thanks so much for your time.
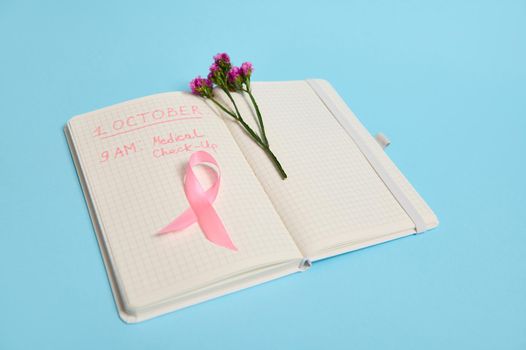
[189,76,213,98]
[190,53,255,97]
[189,53,287,179]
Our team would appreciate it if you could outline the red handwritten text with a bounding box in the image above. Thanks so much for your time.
[153,139,218,158]
[99,142,140,163]
[93,105,203,139]
[153,128,204,145]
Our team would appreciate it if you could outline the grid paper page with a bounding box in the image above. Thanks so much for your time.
[68,92,303,311]
[219,81,427,258]
[315,79,438,228]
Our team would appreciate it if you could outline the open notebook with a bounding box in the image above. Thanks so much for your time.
[65,79,438,323]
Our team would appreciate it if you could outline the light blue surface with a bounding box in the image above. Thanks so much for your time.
[1,0,525,349]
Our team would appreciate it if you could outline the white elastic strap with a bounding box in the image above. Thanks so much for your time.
[375,132,391,149]
[306,80,426,233]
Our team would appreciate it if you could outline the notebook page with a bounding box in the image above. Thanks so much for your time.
[67,92,303,311]
[218,81,420,258]
[312,79,438,228]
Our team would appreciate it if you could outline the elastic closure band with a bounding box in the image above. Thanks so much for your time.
[375,132,391,149]
[306,79,426,233]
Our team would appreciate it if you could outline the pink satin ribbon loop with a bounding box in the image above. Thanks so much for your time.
[158,151,237,251]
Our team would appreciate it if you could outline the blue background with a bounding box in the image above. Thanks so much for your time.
[1,0,525,349]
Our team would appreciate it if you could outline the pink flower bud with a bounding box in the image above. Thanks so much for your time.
[213,52,231,65]
[227,66,242,84]
[189,76,213,97]
[240,62,253,77]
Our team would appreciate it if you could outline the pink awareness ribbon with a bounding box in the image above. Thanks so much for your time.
[158,151,237,251]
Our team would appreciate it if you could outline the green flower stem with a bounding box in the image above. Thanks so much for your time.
[262,145,287,179]
[244,87,268,146]
[210,97,265,148]
[223,84,269,150]
[209,97,238,120]
[238,118,265,147]
[223,88,244,122]
[209,96,287,179]
[216,88,266,149]
[216,76,243,120]
[222,87,267,149]
[216,81,264,146]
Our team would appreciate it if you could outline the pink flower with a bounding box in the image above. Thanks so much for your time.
[189,76,213,97]
[209,62,220,74]
[208,62,221,83]
[227,66,241,84]
[212,52,232,76]
[213,52,230,64]
[226,66,243,91]
[240,62,253,78]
